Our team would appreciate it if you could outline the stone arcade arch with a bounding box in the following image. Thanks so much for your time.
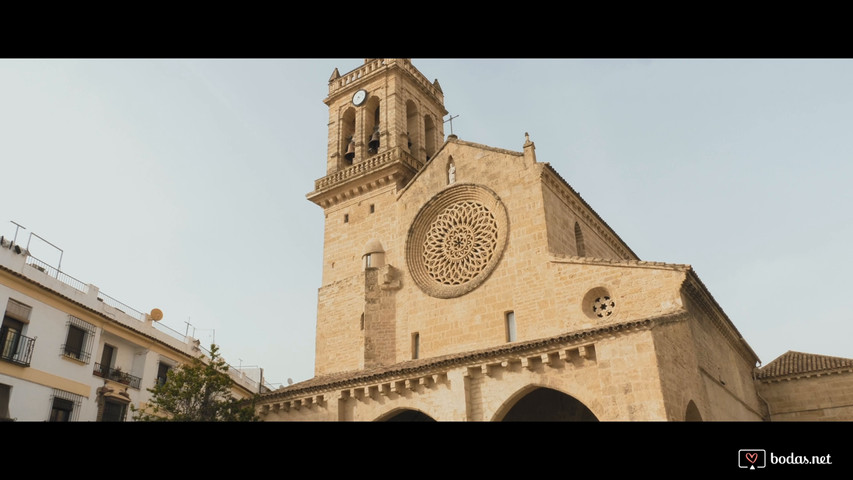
[376,408,437,422]
[494,386,599,422]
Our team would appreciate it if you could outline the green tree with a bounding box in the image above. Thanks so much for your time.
[133,344,259,421]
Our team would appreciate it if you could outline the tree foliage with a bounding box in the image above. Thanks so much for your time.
[133,344,259,422]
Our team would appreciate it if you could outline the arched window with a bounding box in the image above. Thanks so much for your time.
[574,222,586,257]
[505,311,516,342]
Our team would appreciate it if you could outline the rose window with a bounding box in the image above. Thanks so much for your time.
[407,184,508,298]
[422,201,498,286]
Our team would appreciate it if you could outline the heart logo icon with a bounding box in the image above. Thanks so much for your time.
[745,452,758,464]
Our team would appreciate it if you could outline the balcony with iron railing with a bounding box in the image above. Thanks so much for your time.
[4,233,275,394]
[93,363,142,389]
[0,328,35,367]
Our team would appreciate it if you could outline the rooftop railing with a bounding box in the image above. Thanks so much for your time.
[97,292,146,322]
[24,254,187,343]
[26,255,89,294]
[6,233,273,393]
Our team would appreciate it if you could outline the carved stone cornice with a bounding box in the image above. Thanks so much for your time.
[325,59,445,113]
[549,254,690,271]
[256,314,680,407]
[307,148,422,209]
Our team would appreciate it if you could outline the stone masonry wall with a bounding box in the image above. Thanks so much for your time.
[541,180,629,260]
[315,275,364,375]
[759,373,853,421]
[261,328,671,422]
[678,286,766,420]
[650,314,713,420]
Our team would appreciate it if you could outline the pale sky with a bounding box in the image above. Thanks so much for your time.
[2,59,852,387]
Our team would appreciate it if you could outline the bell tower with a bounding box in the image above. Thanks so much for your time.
[313,58,447,178]
[307,59,448,375]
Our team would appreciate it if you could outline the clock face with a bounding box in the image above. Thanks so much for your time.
[352,89,367,106]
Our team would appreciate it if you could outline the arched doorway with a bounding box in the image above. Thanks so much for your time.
[376,408,436,422]
[497,387,598,421]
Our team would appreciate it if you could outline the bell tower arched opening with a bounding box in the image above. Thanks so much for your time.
[406,100,419,158]
[341,107,356,168]
[424,114,436,162]
[366,98,381,155]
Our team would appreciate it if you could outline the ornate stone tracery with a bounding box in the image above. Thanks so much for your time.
[423,201,498,285]
[582,287,618,321]
[407,184,508,298]
[592,295,615,318]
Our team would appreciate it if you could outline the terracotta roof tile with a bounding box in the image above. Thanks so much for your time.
[756,351,853,380]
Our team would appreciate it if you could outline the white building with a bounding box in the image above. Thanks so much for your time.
[0,233,264,421]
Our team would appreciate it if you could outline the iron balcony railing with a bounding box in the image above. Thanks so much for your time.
[93,363,142,389]
[0,327,35,367]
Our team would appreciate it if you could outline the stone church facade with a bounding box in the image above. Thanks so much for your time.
[256,59,853,421]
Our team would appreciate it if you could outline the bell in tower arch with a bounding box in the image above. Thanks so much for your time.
[344,136,356,164]
[368,126,380,155]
